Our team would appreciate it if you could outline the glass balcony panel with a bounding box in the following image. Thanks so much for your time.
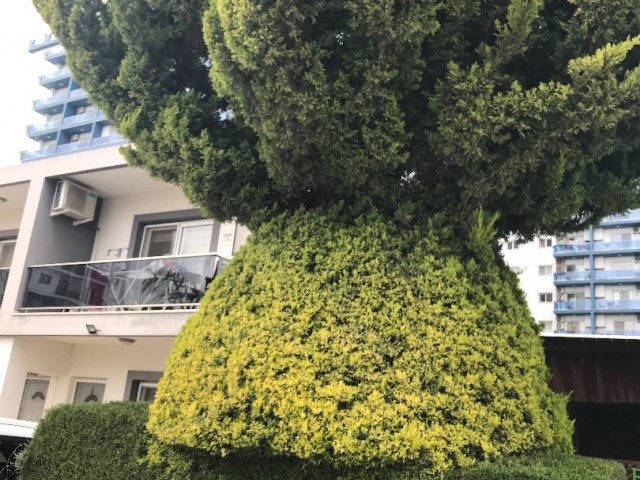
[62,110,105,127]
[555,299,640,311]
[22,254,226,310]
[27,119,63,135]
[39,67,71,84]
[56,140,92,154]
[0,269,8,306]
[600,211,640,225]
[92,134,125,147]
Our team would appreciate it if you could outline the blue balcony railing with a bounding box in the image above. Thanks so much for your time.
[21,253,228,312]
[20,134,126,162]
[600,210,640,226]
[555,329,640,336]
[554,241,640,255]
[33,89,88,112]
[28,33,60,53]
[39,67,71,87]
[0,269,8,306]
[554,299,640,312]
[554,269,640,283]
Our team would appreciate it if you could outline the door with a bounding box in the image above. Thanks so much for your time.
[17,379,49,422]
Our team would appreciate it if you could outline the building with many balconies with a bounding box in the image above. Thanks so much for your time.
[20,34,125,162]
[502,211,640,337]
[553,212,640,336]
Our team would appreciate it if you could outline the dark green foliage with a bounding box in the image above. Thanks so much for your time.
[35,0,640,235]
[446,451,625,480]
[148,211,572,475]
[16,402,168,480]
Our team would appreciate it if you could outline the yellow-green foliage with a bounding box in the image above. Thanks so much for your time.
[148,211,572,476]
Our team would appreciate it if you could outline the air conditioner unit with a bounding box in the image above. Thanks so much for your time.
[51,180,97,226]
[69,133,81,142]
[634,226,640,234]
[76,106,87,114]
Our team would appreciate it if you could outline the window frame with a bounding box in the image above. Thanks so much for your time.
[539,292,553,303]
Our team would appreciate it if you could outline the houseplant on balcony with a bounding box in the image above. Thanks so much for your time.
[35,0,640,476]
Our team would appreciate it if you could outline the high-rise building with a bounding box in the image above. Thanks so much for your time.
[503,211,640,338]
[0,34,249,421]
[21,34,125,162]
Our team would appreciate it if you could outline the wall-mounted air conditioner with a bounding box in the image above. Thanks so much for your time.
[69,133,81,142]
[51,180,97,226]
[76,105,87,114]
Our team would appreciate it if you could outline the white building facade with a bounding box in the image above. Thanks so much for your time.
[0,35,249,421]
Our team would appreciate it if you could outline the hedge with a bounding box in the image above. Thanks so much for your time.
[16,402,623,480]
[148,210,572,475]
[16,402,168,480]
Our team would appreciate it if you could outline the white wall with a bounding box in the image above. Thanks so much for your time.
[0,336,174,418]
[501,236,556,325]
[91,188,194,261]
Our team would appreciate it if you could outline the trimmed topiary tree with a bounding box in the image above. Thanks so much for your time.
[148,211,572,476]
[34,0,640,475]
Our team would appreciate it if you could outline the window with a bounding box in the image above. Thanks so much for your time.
[38,273,52,285]
[506,240,519,250]
[124,371,162,402]
[136,382,158,402]
[538,237,553,248]
[566,264,576,272]
[538,265,553,275]
[73,381,105,403]
[140,220,214,257]
[539,293,553,302]
[0,240,16,269]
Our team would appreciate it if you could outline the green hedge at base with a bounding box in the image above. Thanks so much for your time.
[16,402,168,480]
[446,452,625,480]
[16,402,624,480]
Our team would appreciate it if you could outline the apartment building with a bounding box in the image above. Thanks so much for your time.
[553,213,640,336]
[0,35,249,421]
[21,34,125,162]
[502,212,640,338]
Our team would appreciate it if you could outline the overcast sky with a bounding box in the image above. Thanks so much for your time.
[0,2,51,167]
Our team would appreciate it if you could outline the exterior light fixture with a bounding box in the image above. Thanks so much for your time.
[0,197,6,204]
[118,337,135,345]
[85,324,98,335]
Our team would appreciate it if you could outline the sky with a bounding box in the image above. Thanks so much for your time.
[0,2,51,167]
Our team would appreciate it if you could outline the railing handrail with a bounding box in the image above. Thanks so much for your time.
[39,67,70,82]
[28,252,228,269]
[554,269,640,280]
[0,267,9,271]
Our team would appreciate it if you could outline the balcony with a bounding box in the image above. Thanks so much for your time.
[554,240,640,257]
[39,67,71,89]
[44,47,66,65]
[61,109,106,128]
[20,134,127,162]
[28,33,60,53]
[26,119,62,141]
[34,89,88,115]
[554,299,640,314]
[600,210,640,227]
[0,269,8,306]
[554,269,640,285]
[21,254,227,312]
